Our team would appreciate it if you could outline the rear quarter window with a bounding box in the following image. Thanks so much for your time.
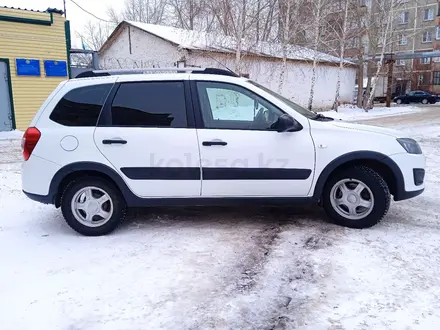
[49,84,112,126]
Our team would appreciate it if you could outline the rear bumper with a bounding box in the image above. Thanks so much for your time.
[22,190,53,204]
[22,155,61,196]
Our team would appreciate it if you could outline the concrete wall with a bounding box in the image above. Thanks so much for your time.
[100,25,356,109]
[100,25,187,69]
[188,53,356,109]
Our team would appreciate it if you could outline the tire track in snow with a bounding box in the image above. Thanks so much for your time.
[181,209,342,330]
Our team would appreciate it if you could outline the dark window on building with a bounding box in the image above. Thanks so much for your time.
[433,72,440,85]
[418,73,431,86]
[111,81,187,127]
[50,84,112,126]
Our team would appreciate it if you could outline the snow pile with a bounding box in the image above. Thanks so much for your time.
[324,105,421,121]
[0,130,22,141]
[126,21,352,65]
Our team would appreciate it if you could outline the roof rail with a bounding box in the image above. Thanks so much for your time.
[74,67,239,78]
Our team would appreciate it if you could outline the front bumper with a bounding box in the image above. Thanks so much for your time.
[387,153,425,201]
[394,188,424,201]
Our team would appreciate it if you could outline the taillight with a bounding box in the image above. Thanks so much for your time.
[22,127,41,161]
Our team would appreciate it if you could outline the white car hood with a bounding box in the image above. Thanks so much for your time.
[325,120,404,138]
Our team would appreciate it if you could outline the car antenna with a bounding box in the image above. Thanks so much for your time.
[202,52,239,76]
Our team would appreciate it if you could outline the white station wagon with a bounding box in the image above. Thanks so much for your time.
[21,68,425,236]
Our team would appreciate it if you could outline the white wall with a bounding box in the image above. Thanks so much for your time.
[189,53,356,109]
[100,26,356,109]
[100,25,187,69]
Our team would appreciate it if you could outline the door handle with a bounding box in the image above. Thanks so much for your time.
[102,139,127,145]
[202,140,227,146]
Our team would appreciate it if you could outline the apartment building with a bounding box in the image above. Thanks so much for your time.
[390,0,439,94]
[326,0,440,98]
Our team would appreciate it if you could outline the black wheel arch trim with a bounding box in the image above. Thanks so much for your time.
[312,151,407,201]
[48,161,136,206]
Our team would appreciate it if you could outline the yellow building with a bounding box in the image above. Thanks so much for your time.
[0,6,70,131]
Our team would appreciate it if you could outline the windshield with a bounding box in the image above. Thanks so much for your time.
[248,80,317,119]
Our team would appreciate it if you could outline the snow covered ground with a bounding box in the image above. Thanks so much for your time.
[0,129,22,141]
[324,104,421,121]
[1,108,440,329]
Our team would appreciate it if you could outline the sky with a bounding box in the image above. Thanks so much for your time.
[2,0,123,48]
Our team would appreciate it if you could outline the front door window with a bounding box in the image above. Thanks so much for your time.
[196,81,284,130]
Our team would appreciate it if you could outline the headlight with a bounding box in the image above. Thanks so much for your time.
[397,138,422,154]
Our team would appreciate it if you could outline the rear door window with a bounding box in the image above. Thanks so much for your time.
[111,81,187,128]
[50,84,112,126]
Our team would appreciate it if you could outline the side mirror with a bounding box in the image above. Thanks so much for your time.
[274,114,303,132]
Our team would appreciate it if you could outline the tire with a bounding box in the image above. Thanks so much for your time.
[60,177,127,236]
[322,166,390,229]
[421,98,428,104]
[396,99,402,104]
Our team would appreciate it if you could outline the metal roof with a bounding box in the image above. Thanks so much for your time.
[0,6,63,15]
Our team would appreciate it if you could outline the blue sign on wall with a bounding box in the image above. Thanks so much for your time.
[16,59,41,76]
[44,60,68,77]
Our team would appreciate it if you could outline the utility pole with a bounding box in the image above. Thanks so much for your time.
[63,0,67,18]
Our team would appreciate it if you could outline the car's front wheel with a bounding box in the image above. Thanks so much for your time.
[421,98,428,104]
[322,166,390,229]
[61,177,127,236]
[396,98,402,104]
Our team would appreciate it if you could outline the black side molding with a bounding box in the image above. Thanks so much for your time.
[203,168,312,180]
[121,167,200,180]
[120,167,312,180]
[42,161,317,207]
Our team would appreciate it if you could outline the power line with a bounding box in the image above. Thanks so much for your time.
[68,0,112,23]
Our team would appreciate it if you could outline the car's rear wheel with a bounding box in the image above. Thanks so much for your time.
[322,166,390,229]
[396,98,402,104]
[421,98,428,104]
[61,177,127,236]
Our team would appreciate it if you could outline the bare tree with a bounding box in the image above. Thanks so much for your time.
[107,6,122,24]
[77,20,114,51]
[73,20,115,68]
[207,0,264,71]
[362,0,426,109]
[277,0,292,93]
[322,0,363,111]
[107,0,168,25]
[333,1,350,111]
[276,0,310,93]
[307,0,329,111]
[364,0,417,109]
[169,0,206,29]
